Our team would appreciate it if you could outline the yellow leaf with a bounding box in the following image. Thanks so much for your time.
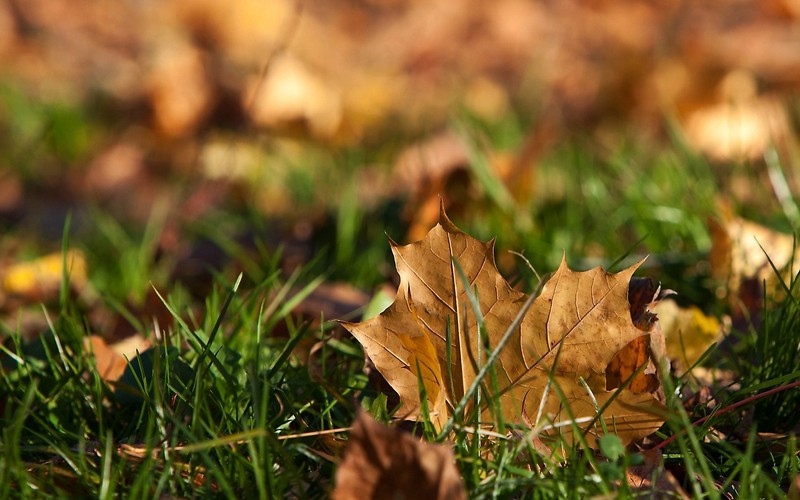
[2,250,87,299]
[653,299,721,368]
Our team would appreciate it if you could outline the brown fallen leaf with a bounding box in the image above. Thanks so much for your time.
[680,70,792,162]
[246,54,343,140]
[391,130,534,243]
[709,207,796,291]
[709,204,798,323]
[84,334,151,383]
[85,336,127,382]
[342,206,666,447]
[332,410,466,500]
[391,130,472,242]
[625,448,689,499]
[147,37,214,138]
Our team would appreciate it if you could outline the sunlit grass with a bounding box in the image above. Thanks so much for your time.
[1,113,799,497]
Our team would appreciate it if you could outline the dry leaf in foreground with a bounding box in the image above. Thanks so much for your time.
[625,448,689,499]
[342,207,666,447]
[332,411,466,500]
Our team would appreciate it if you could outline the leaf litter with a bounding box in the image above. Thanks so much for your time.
[2,1,799,494]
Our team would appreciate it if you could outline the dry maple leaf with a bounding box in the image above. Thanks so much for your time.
[342,206,666,447]
[332,410,466,500]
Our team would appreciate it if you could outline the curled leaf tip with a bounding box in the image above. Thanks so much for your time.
[437,199,461,234]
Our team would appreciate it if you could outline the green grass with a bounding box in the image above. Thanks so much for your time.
[1,247,364,498]
[1,119,800,497]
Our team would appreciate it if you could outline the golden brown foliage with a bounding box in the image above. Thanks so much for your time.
[343,207,665,447]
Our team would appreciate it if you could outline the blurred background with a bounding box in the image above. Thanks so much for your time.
[1,0,800,311]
